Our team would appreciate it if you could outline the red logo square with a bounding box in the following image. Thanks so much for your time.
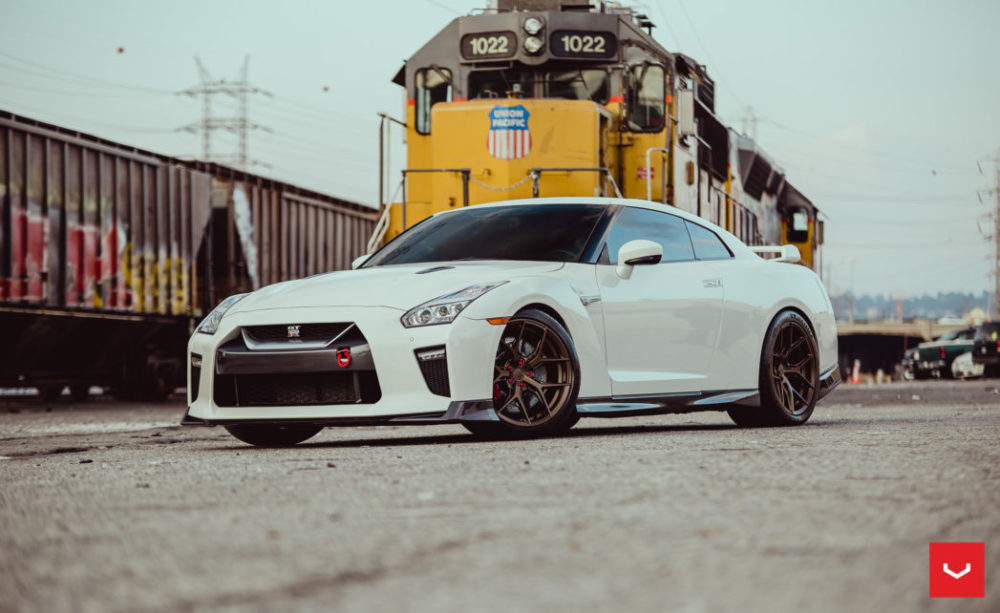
[929,542,985,598]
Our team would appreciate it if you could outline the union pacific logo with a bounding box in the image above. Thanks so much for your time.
[487,105,531,160]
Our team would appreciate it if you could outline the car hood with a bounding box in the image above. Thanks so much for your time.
[231,260,565,313]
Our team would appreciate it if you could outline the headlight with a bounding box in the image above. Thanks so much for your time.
[523,36,544,54]
[196,293,248,335]
[401,283,507,328]
[523,17,544,35]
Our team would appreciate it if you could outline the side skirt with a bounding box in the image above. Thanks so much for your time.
[576,389,760,418]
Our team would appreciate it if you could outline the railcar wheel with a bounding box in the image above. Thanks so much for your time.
[70,384,90,402]
[224,424,323,447]
[38,385,64,403]
[729,311,819,427]
[463,309,580,439]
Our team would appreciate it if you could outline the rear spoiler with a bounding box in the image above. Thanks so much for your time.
[749,245,801,264]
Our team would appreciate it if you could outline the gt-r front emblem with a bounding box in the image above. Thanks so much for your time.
[287,325,301,338]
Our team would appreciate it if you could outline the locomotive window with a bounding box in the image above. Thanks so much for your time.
[469,69,534,99]
[544,69,609,104]
[415,67,452,135]
[626,64,665,132]
[787,208,810,243]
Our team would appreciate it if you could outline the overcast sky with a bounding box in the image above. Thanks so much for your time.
[2,0,997,300]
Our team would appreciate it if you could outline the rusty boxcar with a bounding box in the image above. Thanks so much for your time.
[0,111,375,400]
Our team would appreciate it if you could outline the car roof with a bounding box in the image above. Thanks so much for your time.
[432,197,752,256]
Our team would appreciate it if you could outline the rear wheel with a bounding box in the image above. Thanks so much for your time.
[463,309,580,439]
[224,424,323,447]
[729,311,819,427]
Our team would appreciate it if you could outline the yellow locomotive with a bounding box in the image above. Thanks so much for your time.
[372,0,822,270]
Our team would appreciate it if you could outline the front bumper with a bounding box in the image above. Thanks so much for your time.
[185,306,504,424]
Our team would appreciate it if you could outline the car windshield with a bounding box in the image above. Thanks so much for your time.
[364,204,606,266]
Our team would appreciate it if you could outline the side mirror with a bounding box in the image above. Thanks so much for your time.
[678,89,695,138]
[351,254,370,270]
[777,245,801,263]
[616,239,662,279]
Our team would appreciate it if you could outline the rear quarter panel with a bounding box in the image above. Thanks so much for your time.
[713,258,837,390]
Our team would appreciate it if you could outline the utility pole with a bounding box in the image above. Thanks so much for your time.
[741,106,760,141]
[979,152,1000,319]
[178,56,272,170]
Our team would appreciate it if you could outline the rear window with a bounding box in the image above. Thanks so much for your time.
[975,323,1000,340]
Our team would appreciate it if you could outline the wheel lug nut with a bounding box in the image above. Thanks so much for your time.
[519,382,525,387]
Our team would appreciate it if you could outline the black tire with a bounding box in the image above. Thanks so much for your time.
[70,384,90,402]
[728,310,820,427]
[914,370,930,381]
[463,308,581,439]
[38,385,64,402]
[224,424,323,447]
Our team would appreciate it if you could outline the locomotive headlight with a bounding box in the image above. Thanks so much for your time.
[523,17,544,35]
[523,36,544,54]
[401,282,507,328]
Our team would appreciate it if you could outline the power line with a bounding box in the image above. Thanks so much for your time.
[764,118,975,174]
[675,0,744,108]
[650,0,682,50]
[0,50,172,94]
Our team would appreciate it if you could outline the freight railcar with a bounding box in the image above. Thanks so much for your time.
[0,111,375,399]
[372,0,823,270]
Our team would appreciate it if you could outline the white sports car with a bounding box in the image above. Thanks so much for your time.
[183,198,840,446]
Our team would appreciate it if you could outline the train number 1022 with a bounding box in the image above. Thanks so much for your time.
[560,34,604,54]
[550,31,616,58]
[461,32,516,59]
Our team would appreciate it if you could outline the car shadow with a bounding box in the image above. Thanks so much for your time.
[200,420,788,451]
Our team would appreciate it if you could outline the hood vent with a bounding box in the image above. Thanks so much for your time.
[415,266,455,275]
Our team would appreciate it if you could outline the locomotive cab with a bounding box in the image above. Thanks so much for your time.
[372,0,822,275]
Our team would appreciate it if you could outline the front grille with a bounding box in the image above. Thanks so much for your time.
[416,347,450,397]
[243,322,352,344]
[190,355,202,403]
[214,371,358,407]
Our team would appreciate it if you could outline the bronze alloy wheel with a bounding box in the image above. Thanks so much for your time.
[768,317,818,416]
[465,309,580,438]
[729,310,819,427]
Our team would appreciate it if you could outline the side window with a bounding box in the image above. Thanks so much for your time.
[686,221,732,260]
[600,207,694,265]
[626,64,665,132]
[415,67,452,135]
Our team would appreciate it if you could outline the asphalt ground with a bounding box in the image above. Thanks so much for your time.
[1,380,998,613]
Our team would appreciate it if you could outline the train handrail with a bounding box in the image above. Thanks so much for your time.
[367,179,405,254]
[529,167,622,198]
[644,147,670,202]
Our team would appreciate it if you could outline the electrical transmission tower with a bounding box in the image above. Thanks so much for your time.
[979,151,1000,318]
[741,106,760,141]
[178,56,271,170]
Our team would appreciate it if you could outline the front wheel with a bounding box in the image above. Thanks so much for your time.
[463,309,580,439]
[729,310,819,427]
[224,424,323,447]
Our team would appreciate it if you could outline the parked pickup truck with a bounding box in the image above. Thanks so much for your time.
[914,327,977,379]
[972,321,1000,377]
